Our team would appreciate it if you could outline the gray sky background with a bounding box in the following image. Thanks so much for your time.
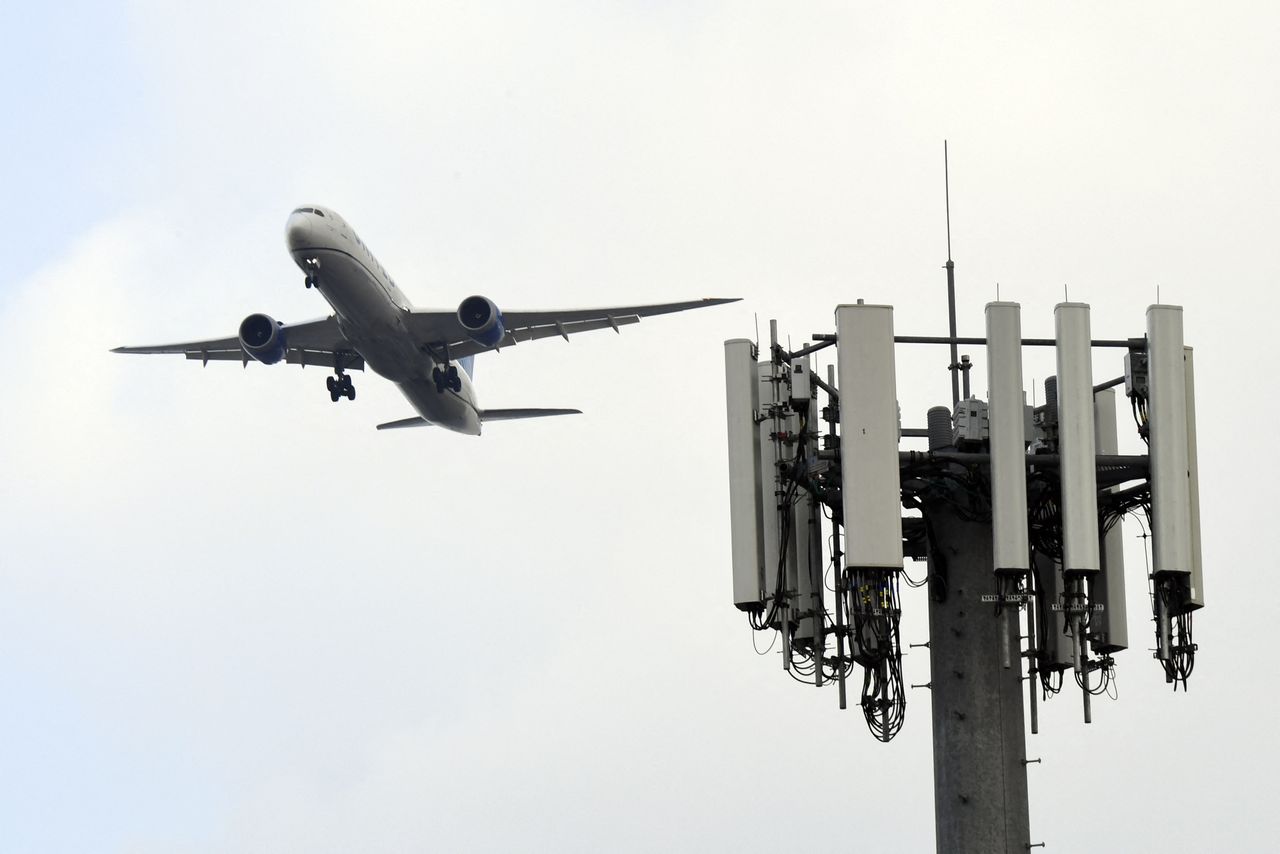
[2,2,1277,852]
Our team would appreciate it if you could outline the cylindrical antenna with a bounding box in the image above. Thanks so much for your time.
[927,406,953,451]
[1026,590,1040,735]
[945,141,960,406]
[828,362,848,711]
[944,141,953,261]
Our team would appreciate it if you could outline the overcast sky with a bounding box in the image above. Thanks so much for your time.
[3,2,1278,852]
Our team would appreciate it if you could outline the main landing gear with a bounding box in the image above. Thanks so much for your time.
[432,365,461,394]
[424,340,462,394]
[327,351,358,402]
[302,257,321,289]
[327,373,355,402]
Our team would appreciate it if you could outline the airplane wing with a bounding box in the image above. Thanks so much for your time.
[403,297,739,359]
[111,316,365,371]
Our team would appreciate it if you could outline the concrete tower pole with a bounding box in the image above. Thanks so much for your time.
[925,494,1032,854]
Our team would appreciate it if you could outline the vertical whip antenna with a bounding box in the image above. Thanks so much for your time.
[944,141,960,405]
[945,141,953,262]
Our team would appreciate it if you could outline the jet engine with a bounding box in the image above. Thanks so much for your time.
[457,295,505,348]
[238,313,288,365]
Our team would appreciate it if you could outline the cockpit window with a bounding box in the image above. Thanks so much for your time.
[291,207,324,216]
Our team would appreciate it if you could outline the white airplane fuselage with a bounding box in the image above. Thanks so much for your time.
[284,205,483,435]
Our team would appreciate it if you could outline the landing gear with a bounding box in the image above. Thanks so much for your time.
[425,341,463,394]
[432,365,461,394]
[327,351,358,402]
[302,258,321,289]
[327,373,355,402]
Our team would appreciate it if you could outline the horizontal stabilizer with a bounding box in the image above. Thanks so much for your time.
[376,416,432,430]
[375,408,581,431]
[481,408,582,422]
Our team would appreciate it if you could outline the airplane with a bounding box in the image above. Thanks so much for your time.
[113,205,737,435]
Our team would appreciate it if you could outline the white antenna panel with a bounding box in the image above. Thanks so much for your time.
[724,340,765,610]
[835,304,903,570]
[1184,345,1204,610]
[792,490,820,644]
[1055,303,1101,575]
[1042,555,1076,669]
[1147,305,1192,578]
[985,301,1030,574]
[758,361,783,602]
[1091,388,1129,653]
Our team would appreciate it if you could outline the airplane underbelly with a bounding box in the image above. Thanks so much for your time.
[399,379,481,436]
[297,248,418,380]
[308,250,391,317]
[352,336,418,381]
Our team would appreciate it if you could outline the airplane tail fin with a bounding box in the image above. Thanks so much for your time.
[480,408,581,422]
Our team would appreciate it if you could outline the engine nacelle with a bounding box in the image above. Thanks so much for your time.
[238,313,288,365]
[457,295,505,348]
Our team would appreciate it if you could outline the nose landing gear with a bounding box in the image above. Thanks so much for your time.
[302,258,321,289]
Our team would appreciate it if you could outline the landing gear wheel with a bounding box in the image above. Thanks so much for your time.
[432,365,462,393]
[302,258,321,289]
[328,373,353,403]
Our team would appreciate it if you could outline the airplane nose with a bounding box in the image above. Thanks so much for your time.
[285,212,313,251]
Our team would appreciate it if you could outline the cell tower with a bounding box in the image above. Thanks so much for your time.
[721,152,1203,854]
